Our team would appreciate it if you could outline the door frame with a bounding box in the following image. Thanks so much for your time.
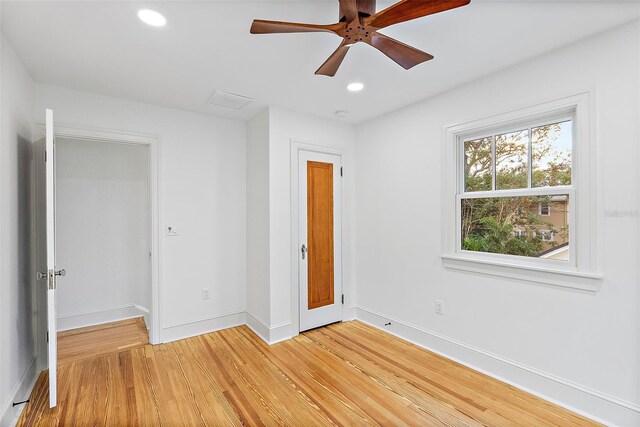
[33,123,161,369]
[290,140,345,335]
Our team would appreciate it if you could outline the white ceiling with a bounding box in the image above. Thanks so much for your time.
[2,1,639,124]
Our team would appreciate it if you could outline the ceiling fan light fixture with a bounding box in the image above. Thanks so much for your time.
[347,82,364,92]
[138,9,167,27]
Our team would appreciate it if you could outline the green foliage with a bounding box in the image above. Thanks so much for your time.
[462,216,543,257]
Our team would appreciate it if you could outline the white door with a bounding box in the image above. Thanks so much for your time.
[299,150,342,332]
[38,109,63,408]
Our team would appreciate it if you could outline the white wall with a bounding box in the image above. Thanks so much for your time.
[246,109,271,329]
[354,21,639,425]
[268,106,356,339]
[244,106,357,343]
[0,33,37,426]
[55,138,150,330]
[34,84,247,343]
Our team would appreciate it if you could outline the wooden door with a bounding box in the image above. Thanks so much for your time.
[299,151,342,331]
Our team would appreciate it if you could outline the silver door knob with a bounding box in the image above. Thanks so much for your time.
[36,272,47,280]
[301,244,308,259]
[55,269,66,277]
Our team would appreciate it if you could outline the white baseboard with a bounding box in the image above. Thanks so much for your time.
[57,304,146,331]
[356,306,640,427]
[160,311,246,343]
[343,306,357,321]
[245,312,270,343]
[0,357,39,427]
[245,313,294,345]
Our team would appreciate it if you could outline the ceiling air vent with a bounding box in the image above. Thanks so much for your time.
[207,90,253,110]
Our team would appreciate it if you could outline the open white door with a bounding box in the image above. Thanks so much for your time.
[299,150,342,332]
[39,109,63,407]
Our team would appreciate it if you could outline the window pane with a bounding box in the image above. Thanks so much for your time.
[464,137,492,192]
[532,121,572,187]
[496,130,528,190]
[461,195,569,260]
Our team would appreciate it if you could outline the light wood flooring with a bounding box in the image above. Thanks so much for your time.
[57,317,149,365]
[18,320,599,426]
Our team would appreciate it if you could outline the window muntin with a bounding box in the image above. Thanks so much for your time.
[459,117,573,262]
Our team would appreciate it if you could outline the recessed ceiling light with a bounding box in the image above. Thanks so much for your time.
[347,82,364,92]
[334,110,349,119]
[138,9,166,27]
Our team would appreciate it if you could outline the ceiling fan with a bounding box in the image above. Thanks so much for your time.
[250,0,471,77]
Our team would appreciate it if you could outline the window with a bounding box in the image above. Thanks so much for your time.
[513,229,527,239]
[442,93,602,291]
[539,202,550,216]
[536,230,554,242]
[461,119,572,261]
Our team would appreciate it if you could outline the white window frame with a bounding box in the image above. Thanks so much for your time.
[537,229,554,242]
[513,229,527,239]
[442,92,602,291]
[539,202,551,216]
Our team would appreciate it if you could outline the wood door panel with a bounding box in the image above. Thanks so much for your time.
[307,161,334,310]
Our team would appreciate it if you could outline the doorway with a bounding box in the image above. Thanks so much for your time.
[55,138,151,335]
[297,149,343,332]
[34,123,160,384]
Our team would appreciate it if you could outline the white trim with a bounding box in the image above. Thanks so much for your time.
[161,309,245,330]
[441,255,602,291]
[245,313,271,343]
[290,140,347,336]
[56,304,146,331]
[355,307,640,426]
[159,311,245,344]
[34,122,161,346]
[442,91,600,290]
[0,357,38,427]
[245,313,294,345]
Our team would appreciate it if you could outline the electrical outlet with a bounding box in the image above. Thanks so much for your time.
[202,288,211,300]
[435,299,444,315]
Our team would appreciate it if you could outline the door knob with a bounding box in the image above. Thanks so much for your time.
[55,269,66,277]
[36,272,47,280]
[301,244,308,260]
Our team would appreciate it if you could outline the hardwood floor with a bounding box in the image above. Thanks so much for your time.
[57,317,149,366]
[18,321,599,426]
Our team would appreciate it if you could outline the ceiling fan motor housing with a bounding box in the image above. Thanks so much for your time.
[339,0,376,21]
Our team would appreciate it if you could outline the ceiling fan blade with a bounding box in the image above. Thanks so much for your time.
[367,32,433,69]
[366,0,470,29]
[338,0,359,22]
[315,40,351,76]
[250,19,341,34]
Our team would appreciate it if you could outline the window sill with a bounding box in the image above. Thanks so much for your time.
[441,255,603,292]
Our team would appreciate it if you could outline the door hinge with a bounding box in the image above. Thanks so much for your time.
[340,166,343,177]
[341,294,344,304]
[44,150,47,162]
[46,331,49,343]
